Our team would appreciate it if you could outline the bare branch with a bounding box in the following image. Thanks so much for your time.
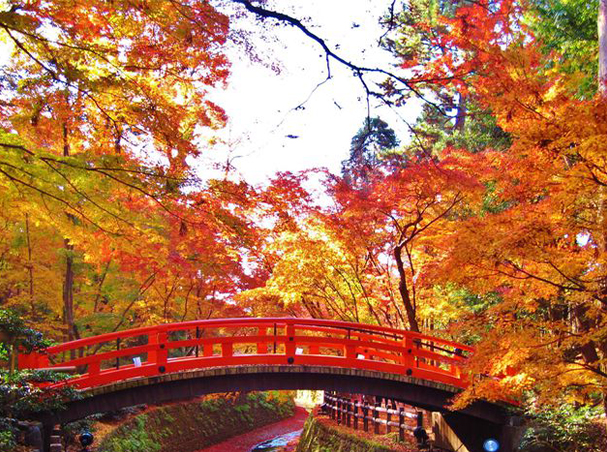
[230,0,448,116]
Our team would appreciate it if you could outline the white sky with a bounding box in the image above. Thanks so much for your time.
[198,0,422,185]
[0,0,422,186]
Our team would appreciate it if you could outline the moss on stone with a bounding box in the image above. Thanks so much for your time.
[97,392,295,452]
[296,416,398,452]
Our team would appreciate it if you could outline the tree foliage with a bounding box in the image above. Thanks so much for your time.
[376,0,607,413]
[2,2,607,446]
[520,403,607,452]
[0,0,261,342]
[341,117,400,189]
[1,312,78,449]
[526,0,599,97]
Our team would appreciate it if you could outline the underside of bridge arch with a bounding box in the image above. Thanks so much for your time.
[38,365,522,452]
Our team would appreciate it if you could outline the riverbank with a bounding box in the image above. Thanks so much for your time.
[194,406,309,452]
[86,392,295,452]
[296,414,416,452]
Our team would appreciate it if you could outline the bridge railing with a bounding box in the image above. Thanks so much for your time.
[18,317,473,390]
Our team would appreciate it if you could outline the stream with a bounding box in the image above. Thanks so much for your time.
[193,406,308,452]
[249,429,303,452]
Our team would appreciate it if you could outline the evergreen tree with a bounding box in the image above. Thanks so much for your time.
[341,117,400,189]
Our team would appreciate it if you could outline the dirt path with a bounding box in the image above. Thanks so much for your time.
[192,406,309,452]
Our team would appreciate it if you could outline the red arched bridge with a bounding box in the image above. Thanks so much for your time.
[19,318,522,452]
[20,317,470,390]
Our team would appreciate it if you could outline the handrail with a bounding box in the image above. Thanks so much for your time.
[18,317,473,390]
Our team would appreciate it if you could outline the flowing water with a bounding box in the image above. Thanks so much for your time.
[249,429,303,452]
[193,407,309,452]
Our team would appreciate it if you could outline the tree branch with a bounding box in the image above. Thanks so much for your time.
[230,0,448,116]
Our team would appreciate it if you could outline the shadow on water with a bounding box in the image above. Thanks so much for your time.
[249,429,303,452]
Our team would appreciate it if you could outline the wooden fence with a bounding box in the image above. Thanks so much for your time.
[323,392,429,445]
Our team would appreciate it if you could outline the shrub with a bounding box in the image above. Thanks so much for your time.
[102,416,161,452]
[520,403,607,452]
[0,419,16,452]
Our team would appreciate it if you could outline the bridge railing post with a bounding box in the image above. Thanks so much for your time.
[345,344,356,362]
[88,361,100,380]
[147,331,157,364]
[363,401,369,432]
[115,337,121,369]
[195,327,200,357]
[203,336,213,357]
[353,400,359,430]
[221,342,233,358]
[257,327,268,354]
[402,334,416,371]
[451,347,463,379]
[150,326,168,373]
[285,323,295,362]
[19,349,50,370]
[345,328,356,362]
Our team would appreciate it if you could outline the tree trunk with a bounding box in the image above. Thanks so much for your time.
[25,214,35,316]
[454,93,467,131]
[63,238,76,358]
[600,0,607,95]
[596,3,607,423]
[394,244,420,332]
[93,259,111,313]
[61,119,77,356]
